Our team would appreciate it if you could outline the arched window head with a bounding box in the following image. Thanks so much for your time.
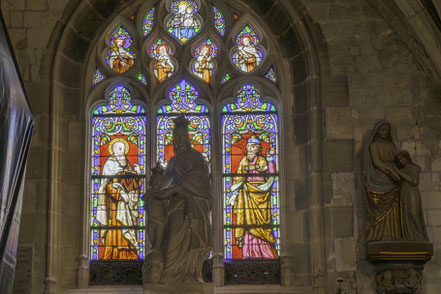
[157,79,210,167]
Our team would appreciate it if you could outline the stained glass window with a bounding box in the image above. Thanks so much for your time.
[157,79,210,167]
[93,68,105,85]
[166,0,202,44]
[232,25,264,73]
[137,73,147,85]
[106,26,136,74]
[90,85,146,261]
[221,73,232,84]
[222,84,279,260]
[142,8,155,37]
[192,38,218,83]
[213,5,225,36]
[265,67,277,84]
[149,39,175,83]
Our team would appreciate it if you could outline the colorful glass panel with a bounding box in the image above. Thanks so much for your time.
[90,85,146,261]
[213,5,225,36]
[232,25,264,73]
[166,0,202,44]
[149,39,175,83]
[137,73,147,85]
[93,68,105,85]
[221,73,231,84]
[142,8,155,37]
[157,79,210,167]
[265,67,277,84]
[106,26,136,74]
[192,38,218,83]
[222,84,279,260]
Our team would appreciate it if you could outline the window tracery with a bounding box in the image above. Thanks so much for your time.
[87,0,283,285]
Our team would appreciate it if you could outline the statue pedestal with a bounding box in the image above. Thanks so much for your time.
[144,282,214,294]
[367,242,433,294]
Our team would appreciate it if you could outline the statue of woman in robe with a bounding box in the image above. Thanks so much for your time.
[363,120,402,242]
[159,115,212,282]
[395,150,429,241]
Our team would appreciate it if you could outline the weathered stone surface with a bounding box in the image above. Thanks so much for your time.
[323,140,354,172]
[322,76,349,106]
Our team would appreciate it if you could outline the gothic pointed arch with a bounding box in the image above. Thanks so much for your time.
[44,0,331,291]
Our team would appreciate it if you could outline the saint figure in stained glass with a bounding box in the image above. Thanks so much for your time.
[91,85,146,261]
[150,40,175,83]
[107,26,135,74]
[167,0,201,43]
[97,138,142,260]
[232,25,264,73]
[193,39,218,83]
[222,84,279,259]
[228,136,278,258]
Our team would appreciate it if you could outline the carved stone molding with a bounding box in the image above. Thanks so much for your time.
[367,242,433,294]
[375,264,423,294]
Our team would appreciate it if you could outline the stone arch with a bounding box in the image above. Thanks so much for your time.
[43,0,332,292]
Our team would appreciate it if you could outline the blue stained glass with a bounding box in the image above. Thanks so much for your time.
[156,79,210,167]
[222,84,279,260]
[265,67,277,84]
[166,0,202,44]
[213,6,225,36]
[106,26,136,74]
[232,25,264,73]
[90,85,146,261]
[221,73,231,84]
[142,8,155,37]
[93,68,105,85]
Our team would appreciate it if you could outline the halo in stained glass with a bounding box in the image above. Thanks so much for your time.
[222,84,279,260]
[90,85,146,261]
[192,39,218,83]
[156,79,210,167]
[106,26,136,74]
[166,0,202,44]
[93,68,105,85]
[142,7,155,37]
[265,67,277,84]
[213,5,225,36]
[232,25,264,73]
[149,39,176,83]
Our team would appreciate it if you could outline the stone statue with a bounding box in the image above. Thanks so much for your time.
[362,120,429,243]
[143,164,169,283]
[143,115,212,284]
[395,150,429,241]
[363,120,401,242]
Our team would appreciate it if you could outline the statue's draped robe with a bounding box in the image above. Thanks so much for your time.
[232,155,278,258]
[399,164,429,241]
[162,149,212,281]
[364,121,401,242]
[97,157,141,259]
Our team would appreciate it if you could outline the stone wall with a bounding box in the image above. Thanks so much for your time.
[303,0,441,293]
[1,0,440,293]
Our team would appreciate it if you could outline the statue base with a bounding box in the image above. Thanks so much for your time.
[367,241,433,262]
[367,241,433,294]
[143,282,214,294]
